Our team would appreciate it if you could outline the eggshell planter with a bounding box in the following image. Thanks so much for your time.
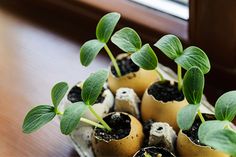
[92,112,144,157]
[141,80,188,132]
[62,82,114,156]
[133,146,176,157]
[108,53,159,97]
[176,114,230,157]
[67,82,114,123]
[177,130,229,157]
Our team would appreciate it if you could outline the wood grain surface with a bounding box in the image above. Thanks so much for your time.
[0,8,109,157]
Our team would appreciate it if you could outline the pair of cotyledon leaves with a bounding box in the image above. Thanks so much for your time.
[22,70,109,135]
[177,66,236,156]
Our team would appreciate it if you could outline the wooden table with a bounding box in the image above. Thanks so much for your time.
[0,7,109,157]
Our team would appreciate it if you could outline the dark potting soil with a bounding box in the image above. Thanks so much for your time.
[94,113,131,141]
[183,114,215,145]
[148,81,184,102]
[134,147,175,157]
[111,56,139,77]
[67,85,105,103]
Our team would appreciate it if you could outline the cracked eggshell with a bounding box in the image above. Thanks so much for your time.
[177,130,229,157]
[108,53,159,97]
[141,81,187,132]
[92,112,144,157]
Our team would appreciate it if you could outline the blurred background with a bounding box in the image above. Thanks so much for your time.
[0,0,235,157]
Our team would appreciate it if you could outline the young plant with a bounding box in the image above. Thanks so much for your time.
[80,12,122,77]
[177,66,236,156]
[154,35,210,90]
[111,27,164,81]
[177,66,205,130]
[198,91,236,156]
[144,151,152,157]
[22,69,111,135]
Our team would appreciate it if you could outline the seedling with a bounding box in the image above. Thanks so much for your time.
[177,66,236,156]
[144,151,152,157]
[111,27,164,81]
[80,12,122,77]
[22,69,111,135]
[154,35,210,90]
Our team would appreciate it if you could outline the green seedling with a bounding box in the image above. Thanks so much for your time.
[80,12,122,77]
[111,27,164,81]
[144,151,152,157]
[154,35,210,91]
[177,66,236,156]
[22,69,111,135]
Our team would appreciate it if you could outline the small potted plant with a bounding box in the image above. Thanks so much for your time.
[177,66,236,157]
[67,81,114,123]
[80,12,159,96]
[92,112,144,157]
[22,69,144,157]
[132,34,210,131]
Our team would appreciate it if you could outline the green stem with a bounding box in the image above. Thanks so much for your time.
[55,110,105,130]
[80,118,105,129]
[88,105,112,131]
[197,109,205,123]
[177,64,183,91]
[225,124,236,133]
[55,108,63,115]
[155,68,164,81]
[104,44,121,77]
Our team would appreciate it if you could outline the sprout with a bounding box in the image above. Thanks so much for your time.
[111,27,164,81]
[177,66,236,156]
[154,35,210,90]
[80,12,122,77]
[22,69,111,135]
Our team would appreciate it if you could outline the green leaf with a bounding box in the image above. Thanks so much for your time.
[183,66,204,104]
[175,46,211,74]
[198,120,231,142]
[111,27,142,53]
[215,91,236,121]
[82,69,108,105]
[51,82,69,108]
[204,129,236,156]
[154,34,183,60]
[80,39,105,66]
[198,121,236,156]
[60,102,87,135]
[22,105,56,134]
[96,12,120,43]
[131,44,158,70]
[177,104,200,130]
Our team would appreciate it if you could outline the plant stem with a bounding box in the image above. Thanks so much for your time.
[177,64,183,91]
[155,68,164,81]
[225,124,236,133]
[55,110,105,129]
[80,118,105,129]
[88,105,112,131]
[55,108,63,115]
[197,109,205,123]
[104,44,121,77]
